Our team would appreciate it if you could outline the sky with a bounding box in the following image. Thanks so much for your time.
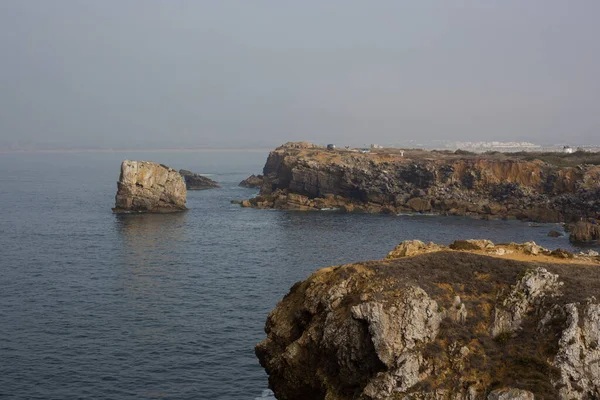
[1,1,599,150]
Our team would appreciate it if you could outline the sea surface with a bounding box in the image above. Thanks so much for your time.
[0,150,589,399]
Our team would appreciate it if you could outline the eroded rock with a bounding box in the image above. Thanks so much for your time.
[113,160,186,213]
[179,169,220,190]
[239,174,264,188]
[257,241,600,399]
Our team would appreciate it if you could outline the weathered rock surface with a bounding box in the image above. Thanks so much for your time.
[239,174,264,188]
[240,142,600,222]
[569,220,600,243]
[113,160,187,213]
[256,240,600,400]
[179,169,221,190]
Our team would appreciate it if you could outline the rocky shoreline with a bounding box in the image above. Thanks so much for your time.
[239,143,600,226]
[257,239,600,399]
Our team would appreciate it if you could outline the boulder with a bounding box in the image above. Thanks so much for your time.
[239,174,264,188]
[487,388,535,400]
[112,160,186,213]
[547,229,563,237]
[406,197,432,212]
[569,220,600,243]
[450,239,495,251]
[386,240,443,259]
[179,169,220,190]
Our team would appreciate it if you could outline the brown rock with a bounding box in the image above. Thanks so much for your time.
[179,169,221,190]
[406,197,432,212]
[112,160,186,213]
[257,241,600,399]
[569,220,600,243]
[239,174,264,188]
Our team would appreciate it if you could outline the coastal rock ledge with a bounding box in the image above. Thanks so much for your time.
[256,240,600,400]
[112,160,187,213]
[240,142,600,222]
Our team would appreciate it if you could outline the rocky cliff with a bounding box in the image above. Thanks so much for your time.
[241,143,600,222]
[256,240,600,400]
[179,169,221,190]
[112,160,187,213]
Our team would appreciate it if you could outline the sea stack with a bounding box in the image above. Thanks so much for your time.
[112,160,187,213]
[179,169,221,190]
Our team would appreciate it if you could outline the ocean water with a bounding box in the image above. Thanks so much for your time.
[0,150,587,399]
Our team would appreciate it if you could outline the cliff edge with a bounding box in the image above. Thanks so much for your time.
[241,142,600,222]
[257,240,600,400]
[113,160,187,213]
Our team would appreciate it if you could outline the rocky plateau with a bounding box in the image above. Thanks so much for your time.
[257,239,600,400]
[240,143,600,228]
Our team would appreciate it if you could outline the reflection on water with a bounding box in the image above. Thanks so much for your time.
[115,212,189,261]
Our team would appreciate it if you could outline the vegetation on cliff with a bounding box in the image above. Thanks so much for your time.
[256,240,600,400]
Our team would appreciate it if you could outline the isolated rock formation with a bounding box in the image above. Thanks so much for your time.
[239,174,264,188]
[179,169,221,190]
[569,220,600,243]
[239,142,600,222]
[112,160,187,213]
[256,240,600,400]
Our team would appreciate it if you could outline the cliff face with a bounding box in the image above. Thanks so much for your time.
[256,240,600,400]
[243,143,600,222]
[113,160,187,213]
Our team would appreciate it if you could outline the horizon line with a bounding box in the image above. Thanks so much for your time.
[0,147,275,154]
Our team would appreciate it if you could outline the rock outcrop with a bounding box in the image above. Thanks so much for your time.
[569,220,600,243]
[256,240,600,400]
[239,142,600,222]
[112,160,187,213]
[239,174,264,188]
[179,169,221,190]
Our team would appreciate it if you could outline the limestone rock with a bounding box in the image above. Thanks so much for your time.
[406,197,432,212]
[569,221,600,243]
[487,388,535,400]
[179,169,221,190]
[113,160,186,213]
[256,241,600,400]
[239,174,264,188]
[386,240,444,259]
[553,299,600,399]
[491,267,562,337]
[450,239,495,251]
[240,142,600,221]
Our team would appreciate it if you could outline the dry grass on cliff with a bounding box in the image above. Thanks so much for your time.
[295,147,600,168]
[511,150,600,167]
[371,251,599,398]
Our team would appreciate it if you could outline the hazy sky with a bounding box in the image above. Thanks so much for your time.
[1,1,599,149]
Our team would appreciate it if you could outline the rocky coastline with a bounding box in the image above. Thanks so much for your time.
[239,143,600,224]
[257,239,600,399]
[112,160,187,213]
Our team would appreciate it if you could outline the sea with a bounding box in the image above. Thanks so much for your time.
[0,150,589,399]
